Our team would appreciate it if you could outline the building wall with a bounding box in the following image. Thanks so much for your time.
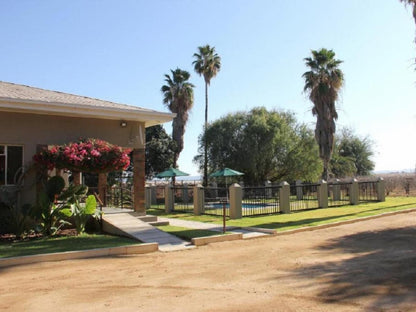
[0,111,145,205]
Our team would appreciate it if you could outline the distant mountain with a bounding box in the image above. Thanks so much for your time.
[374,168,415,174]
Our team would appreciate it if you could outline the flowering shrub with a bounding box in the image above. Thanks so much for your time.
[33,138,131,173]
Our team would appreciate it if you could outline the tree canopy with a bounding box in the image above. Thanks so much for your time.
[145,125,175,179]
[161,68,194,167]
[194,107,322,185]
[330,128,375,177]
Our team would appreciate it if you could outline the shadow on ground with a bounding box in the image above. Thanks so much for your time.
[292,226,416,310]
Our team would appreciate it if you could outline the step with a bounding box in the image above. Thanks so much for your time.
[148,221,170,226]
[136,215,158,223]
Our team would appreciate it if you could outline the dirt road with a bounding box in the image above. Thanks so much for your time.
[1,212,415,312]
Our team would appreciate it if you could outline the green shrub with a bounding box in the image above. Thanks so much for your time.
[34,176,72,236]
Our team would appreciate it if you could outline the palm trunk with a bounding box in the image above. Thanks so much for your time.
[322,161,329,181]
[203,82,209,187]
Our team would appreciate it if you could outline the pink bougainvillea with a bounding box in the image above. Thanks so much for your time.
[33,138,131,173]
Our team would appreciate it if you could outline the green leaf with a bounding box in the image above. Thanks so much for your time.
[84,195,97,215]
[60,208,73,217]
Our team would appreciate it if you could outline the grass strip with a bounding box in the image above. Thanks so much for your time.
[0,234,138,259]
[149,197,416,232]
[156,225,226,241]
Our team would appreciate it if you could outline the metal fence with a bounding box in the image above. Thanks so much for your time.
[106,186,132,208]
[328,182,351,207]
[358,181,378,202]
[150,186,166,210]
[290,183,319,211]
[147,179,384,217]
[172,186,194,212]
[242,186,281,216]
[203,187,229,216]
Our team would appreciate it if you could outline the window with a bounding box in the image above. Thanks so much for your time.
[0,145,23,186]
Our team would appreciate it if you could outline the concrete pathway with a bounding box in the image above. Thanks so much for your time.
[102,211,194,252]
[159,217,272,239]
[102,208,272,252]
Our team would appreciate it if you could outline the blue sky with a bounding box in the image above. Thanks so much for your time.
[1,0,415,175]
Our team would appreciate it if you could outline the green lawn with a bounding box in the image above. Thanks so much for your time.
[156,225,225,241]
[3,197,415,259]
[148,197,416,232]
[0,234,138,259]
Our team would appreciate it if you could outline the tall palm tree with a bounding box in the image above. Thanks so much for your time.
[400,0,416,25]
[193,44,221,186]
[400,0,416,49]
[161,68,195,170]
[303,48,344,180]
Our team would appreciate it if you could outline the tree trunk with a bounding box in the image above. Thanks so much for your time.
[315,105,335,181]
[203,82,209,187]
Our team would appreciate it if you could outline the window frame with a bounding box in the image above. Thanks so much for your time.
[0,144,24,186]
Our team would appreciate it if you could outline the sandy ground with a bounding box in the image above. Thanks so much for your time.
[1,212,416,312]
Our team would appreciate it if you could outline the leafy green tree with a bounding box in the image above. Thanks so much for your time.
[194,107,322,185]
[145,125,175,179]
[193,45,221,186]
[329,153,356,178]
[161,68,195,168]
[331,128,375,177]
[303,48,344,180]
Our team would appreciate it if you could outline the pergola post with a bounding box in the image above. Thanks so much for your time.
[133,148,146,214]
[72,171,81,186]
[98,172,107,206]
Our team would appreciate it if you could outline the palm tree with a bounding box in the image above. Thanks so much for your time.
[161,68,195,170]
[193,44,221,186]
[303,48,344,180]
[400,0,416,24]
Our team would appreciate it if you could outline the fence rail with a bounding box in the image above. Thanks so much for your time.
[328,182,351,207]
[242,186,281,216]
[358,181,378,202]
[172,186,194,212]
[87,186,133,209]
[151,186,166,210]
[203,187,229,216]
[290,183,319,211]
[146,178,385,218]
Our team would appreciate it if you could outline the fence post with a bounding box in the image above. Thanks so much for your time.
[183,184,189,203]
[151,186,157,205]
[211,182,218,199]
[332,179,341,201]
[350,179,359,205]
[265,181,272,198]
[193,184,205,215]
[165,184,174,213]
[296,180,303,200]
[279,181,290,213]
[377,177,386,202]
[98,173,107,207]
[145,186,151,209]
[229,183,242,219]
[318,180,328,208]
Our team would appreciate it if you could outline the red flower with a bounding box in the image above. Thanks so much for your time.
[33,138,131,173]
